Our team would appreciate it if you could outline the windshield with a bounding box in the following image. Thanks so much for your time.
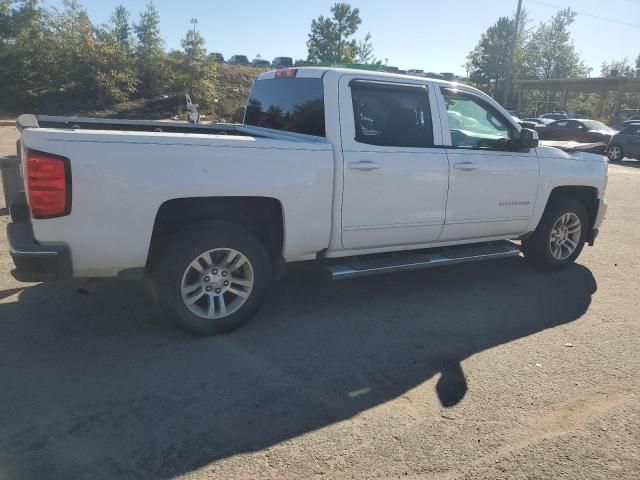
[581,120,609,131]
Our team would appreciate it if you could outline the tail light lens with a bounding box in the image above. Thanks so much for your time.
[26,150,71,218]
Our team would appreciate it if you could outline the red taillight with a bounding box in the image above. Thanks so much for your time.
[275,68,298,78]
[26,151,70,218]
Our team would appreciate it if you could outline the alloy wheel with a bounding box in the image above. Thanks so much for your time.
[180,248,254,319]
[549,213,581,260]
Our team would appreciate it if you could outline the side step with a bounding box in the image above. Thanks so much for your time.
[324,241,521,280]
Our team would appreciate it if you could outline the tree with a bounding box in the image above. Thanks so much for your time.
[52,0,99,99]
[520,8,589,80]
[466,7,591,112]
[356,32,376,63]
[307,15,336,63]
[0,0,40,40]
[90,5,138,105]
[168,25,216,104]
[110,5,131,47]
[464,8,530,103]
[306,3,376,63]
[331,3,360,61]
[0,0,60,109]
[134,1,166,96]
[635,53,640,77]
[465,16,517,100]
[600,57,634,77]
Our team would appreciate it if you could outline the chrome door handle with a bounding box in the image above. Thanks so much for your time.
[348,160,381,171]
[453,162,478,171]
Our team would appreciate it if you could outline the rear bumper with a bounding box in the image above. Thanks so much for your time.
[6,221,71,282]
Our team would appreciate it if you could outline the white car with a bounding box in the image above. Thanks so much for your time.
[7,67,608,335]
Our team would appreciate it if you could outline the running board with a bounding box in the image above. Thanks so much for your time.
[324,241,521,280]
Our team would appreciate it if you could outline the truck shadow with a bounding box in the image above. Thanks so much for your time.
[0,258,596,479]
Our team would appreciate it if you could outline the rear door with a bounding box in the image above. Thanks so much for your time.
[619,125,640,157]
[568,120,590,142]
[339,75,449,250]
[437,87,539,241]
[545,120,569,140]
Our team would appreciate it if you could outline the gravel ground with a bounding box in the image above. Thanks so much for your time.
[0,125,638,479]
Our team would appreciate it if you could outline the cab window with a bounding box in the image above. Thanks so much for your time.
[351,81,434,148]
[245,78,325,137]
[621,125,640,135]
[441,89,513,150]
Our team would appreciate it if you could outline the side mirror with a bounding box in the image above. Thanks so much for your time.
[517,128,539,151]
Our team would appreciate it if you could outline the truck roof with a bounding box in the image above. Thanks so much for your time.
[256,66,466,89]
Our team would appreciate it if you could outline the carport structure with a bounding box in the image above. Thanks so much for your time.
[516,76,640,123]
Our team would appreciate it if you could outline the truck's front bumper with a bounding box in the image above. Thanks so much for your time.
[587,198,608,246]
[6,221,71,282]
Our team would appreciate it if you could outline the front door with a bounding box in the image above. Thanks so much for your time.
[339,76,449,250]
[437,87,539,241]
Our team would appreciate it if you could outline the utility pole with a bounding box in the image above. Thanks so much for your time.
[502,0,523,108]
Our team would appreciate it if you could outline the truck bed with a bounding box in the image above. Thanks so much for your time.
[17,114,254,136]
[15,114,335,276]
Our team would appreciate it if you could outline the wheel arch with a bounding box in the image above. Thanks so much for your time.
[546,185,599,229]
[145,196,285,272]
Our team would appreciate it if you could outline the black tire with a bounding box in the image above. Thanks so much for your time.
[151,220,273,336]
[607,144,623,162]
[522,196,588,271]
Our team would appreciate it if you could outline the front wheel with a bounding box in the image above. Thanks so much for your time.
[607,144,623,162]
[151,221,273,336]
[522,196,588,271]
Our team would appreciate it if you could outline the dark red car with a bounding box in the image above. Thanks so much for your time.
[536,119,617,143]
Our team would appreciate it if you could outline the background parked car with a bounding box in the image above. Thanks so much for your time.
[228,55,250,65]
[623,114,640,127]
[536,119,617,144]
[251,58,271,68]
[519,119,540,129]
[607,123,640,162]
[523,117,553,126]
[210,52,224,63]
[272,57,293,69]
[540,112,570,121]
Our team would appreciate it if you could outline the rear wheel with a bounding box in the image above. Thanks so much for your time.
[522,196,588,271]
[151,221,273,336]
[607,144,623,162]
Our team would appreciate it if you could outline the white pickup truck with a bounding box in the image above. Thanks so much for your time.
[6,67,608,335]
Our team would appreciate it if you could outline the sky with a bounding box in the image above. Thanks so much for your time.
[44,0,640,76]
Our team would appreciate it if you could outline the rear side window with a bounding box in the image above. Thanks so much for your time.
[351,81,433,148]
[621,125,640,135]
[245,78,325,137]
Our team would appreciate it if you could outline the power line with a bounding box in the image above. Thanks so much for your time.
[528,0,640,28]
